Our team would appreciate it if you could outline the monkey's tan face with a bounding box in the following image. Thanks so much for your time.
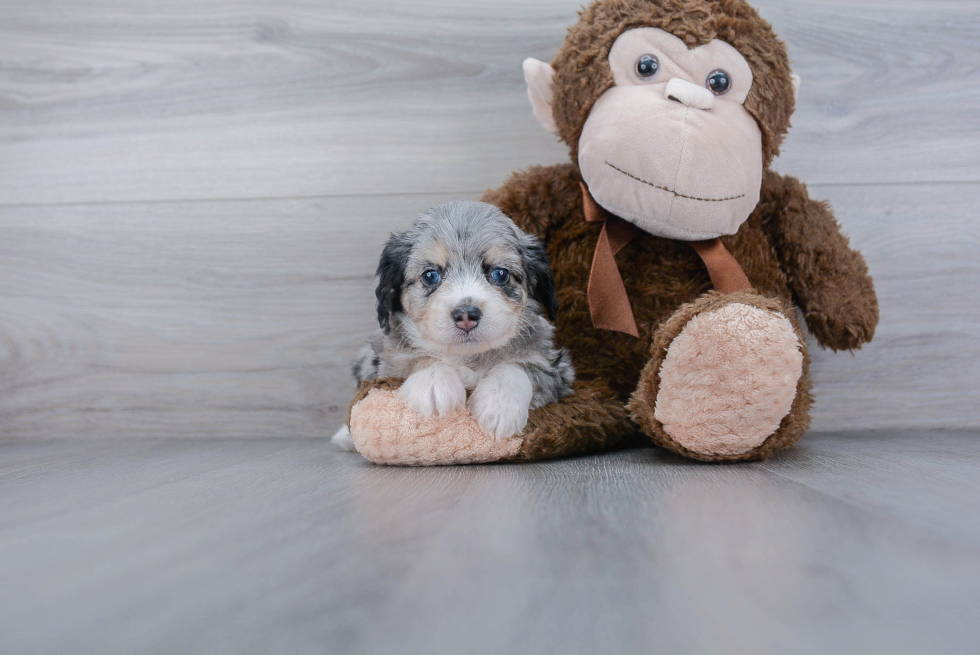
[524,28,766,241]
[579,28,763,240]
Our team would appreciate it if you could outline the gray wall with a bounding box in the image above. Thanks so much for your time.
[1,0,977,439]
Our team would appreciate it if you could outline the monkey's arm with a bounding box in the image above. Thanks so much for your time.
[763,172,879,351]
[480,163,582,238]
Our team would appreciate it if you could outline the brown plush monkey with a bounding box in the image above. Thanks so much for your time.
[346,0,878,464]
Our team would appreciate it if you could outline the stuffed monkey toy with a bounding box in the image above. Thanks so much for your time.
[346,0,878,464]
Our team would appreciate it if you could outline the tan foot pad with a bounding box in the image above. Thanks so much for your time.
[349,389,523,466]
[655,302,804,457]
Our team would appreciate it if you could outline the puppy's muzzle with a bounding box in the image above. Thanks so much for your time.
[452,305,482,333]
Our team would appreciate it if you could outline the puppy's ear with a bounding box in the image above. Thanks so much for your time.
[375,232,411,332]
[520,234,558,321]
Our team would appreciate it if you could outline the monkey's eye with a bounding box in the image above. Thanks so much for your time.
[706,69,732,95]
[635,54,660,80]
[421,269,442,286]
[489,267,510,284]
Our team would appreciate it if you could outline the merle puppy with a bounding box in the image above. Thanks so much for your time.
[345,199,573,442]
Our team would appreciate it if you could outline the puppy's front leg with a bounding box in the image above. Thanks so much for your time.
[398,363,467,417]
[468,364,533,440]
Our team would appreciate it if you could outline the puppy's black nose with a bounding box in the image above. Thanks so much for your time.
[452,305,481,332]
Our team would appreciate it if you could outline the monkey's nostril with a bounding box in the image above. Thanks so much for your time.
[663,78,715,110]
[452,305,482,332]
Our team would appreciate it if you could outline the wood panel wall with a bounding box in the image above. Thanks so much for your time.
[1,0,977,438]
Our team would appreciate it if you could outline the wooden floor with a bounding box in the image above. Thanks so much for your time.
[1,431,979,654]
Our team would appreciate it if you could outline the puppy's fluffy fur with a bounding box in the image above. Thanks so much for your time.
[348,199,574,441]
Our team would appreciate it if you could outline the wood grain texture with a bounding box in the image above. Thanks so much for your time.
[805,182,980,430]
[0,433,978,654]
[1,184,977,438]
[0,1,977,436]
[0,0,978,205]
[0,193,445,438]
[1,4,976,651]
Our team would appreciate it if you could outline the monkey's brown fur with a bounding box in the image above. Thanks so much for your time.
[482,0,876,461]
[352,0,878,463]
[477,161,876,461]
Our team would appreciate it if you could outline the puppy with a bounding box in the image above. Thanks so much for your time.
[335,199,573,448]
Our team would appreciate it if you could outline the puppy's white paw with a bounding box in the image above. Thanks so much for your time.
[398,364,467,417]
[468,364,533,440]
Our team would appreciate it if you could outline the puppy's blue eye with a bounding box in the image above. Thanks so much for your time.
[422,269,441,286]
[490,267,509,284]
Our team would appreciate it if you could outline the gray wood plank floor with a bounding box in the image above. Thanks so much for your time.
[1,432,978,654]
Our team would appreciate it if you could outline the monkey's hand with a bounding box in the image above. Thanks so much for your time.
[763,172,879,351]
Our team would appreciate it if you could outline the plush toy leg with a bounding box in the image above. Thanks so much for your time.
[628,291,813,462]
[346,378,639,466]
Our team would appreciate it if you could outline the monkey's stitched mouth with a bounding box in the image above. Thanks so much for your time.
[605,161,745,203]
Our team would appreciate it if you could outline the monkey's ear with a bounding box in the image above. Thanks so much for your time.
[523,58,559,135]
[375,232,410,333]
[791,73,802,104]
[520,234,559,322]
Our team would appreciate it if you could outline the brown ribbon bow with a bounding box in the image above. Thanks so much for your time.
[581,182,752,337]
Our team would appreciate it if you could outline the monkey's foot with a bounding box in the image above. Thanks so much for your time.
[629,292,812,462]
[345,378,638,466]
